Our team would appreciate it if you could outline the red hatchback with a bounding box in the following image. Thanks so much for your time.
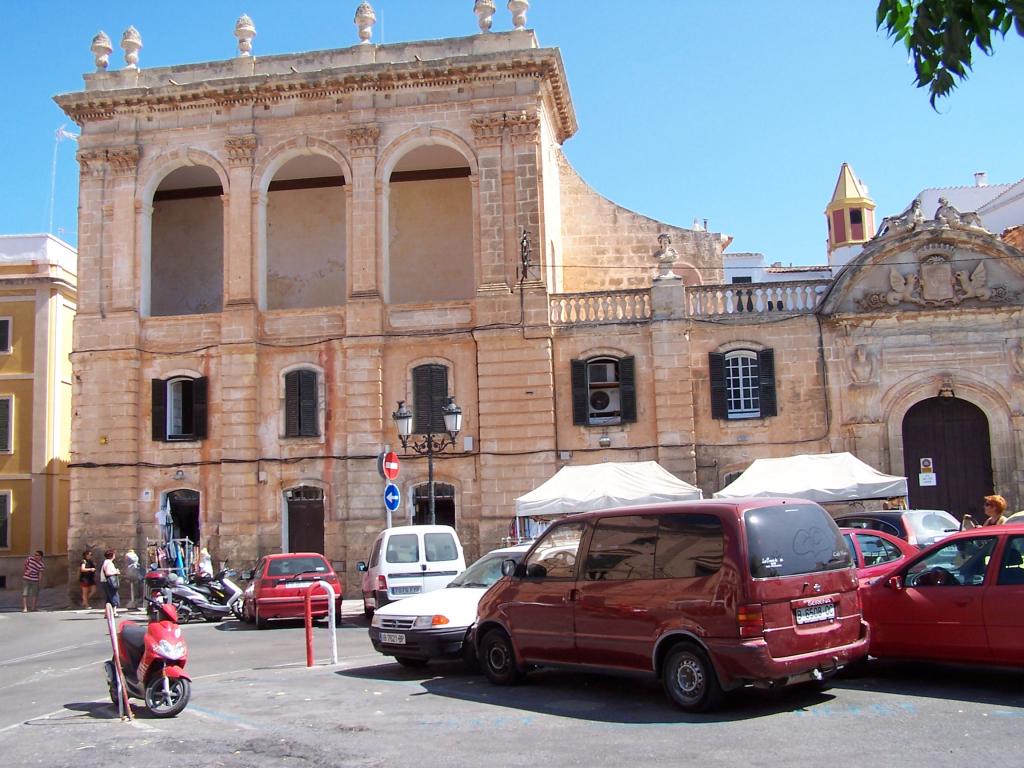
[862,524,1024,667]
[241,553,342,629]
[840,527,918,588]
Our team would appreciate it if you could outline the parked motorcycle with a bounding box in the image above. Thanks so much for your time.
[104,600,191,718]
[145,568,243,623]
[191,568,244,620]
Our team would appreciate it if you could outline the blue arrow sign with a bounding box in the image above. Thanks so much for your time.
[383,482,401,512]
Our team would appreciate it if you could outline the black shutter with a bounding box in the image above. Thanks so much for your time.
[709,353,727,420]
[0,319,9,352]
[284,371,300,437]
[0,493,7,548]
[0,398,9,452]
[193,377,209,439]
[299,370,318,436]
[757,349,777,418]
[570,359,588,425]
[151,379,167,441]
[619,356,637,423]
[413,364,448,434]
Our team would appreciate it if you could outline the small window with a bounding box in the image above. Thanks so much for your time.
[655,514,724,578]
[731,276,753,284]
[0,318,10,353]
[385,533,420,564]
[0,492,9,548]
[523,522,584,579]
[709,349,776,420]
[584,516,656,581]
[855,533,903,567]
[152,377,208,441]
[571,356,637,426]
[907,536,996,587]
[424,532,458,562]
[997,537,1024,586]
[0,396,11,453]
[849,209,863,225]
[284,369,319,437]
[369,536,383,568]
[412,363,450,435]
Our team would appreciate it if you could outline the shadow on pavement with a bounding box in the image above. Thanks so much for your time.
[832,658,1024,708]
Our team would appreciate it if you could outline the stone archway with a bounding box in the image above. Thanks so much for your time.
[901,397,993,521]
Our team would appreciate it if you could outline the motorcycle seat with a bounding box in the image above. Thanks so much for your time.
[120,623,148,669]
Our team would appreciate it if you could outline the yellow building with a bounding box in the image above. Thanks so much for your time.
[0,235,76,590]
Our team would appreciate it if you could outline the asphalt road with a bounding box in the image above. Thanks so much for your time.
[1,604,1021,768]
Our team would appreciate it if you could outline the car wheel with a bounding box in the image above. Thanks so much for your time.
[394,656,428,668]
[255,605,268,630]
[662,644,723,713]
[480,629,522,685]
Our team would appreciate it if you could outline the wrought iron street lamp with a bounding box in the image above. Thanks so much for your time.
[391,396,462,525]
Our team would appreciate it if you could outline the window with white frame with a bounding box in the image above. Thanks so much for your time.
[0,396,11,452]
[0,491,9,548]
[152,376,208,441]
[709,349,777,420]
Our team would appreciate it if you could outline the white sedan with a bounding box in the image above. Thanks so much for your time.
[368,544,530,668]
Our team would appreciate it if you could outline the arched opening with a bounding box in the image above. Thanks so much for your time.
[285,485,325,554]
[413,482,455,527]
[150,166,224,315]
[266,155,346,309]
[902,397,993,520]
[388,145,473,304]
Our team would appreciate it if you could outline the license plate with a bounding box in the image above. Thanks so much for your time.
[795,603,836,625]
[380,632,406,645]
[391,586,421,596]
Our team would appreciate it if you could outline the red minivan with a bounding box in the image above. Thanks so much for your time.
[475,498,868,711]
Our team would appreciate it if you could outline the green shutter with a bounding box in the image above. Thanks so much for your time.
[0,319,9,352]
[284,371,301,437]
[193,377,209,439]
[299,370,318,436]
[413,364,448,435]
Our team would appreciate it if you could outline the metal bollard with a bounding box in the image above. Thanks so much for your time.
[302,580,338,667]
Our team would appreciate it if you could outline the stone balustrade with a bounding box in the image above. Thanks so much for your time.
[686,280,830,318]
[549,289,652,325]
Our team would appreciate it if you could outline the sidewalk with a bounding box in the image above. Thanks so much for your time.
[0,585,79,612]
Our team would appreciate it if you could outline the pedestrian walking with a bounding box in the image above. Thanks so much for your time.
[79,549,97,608]
[21,550,45,612]
[99,549,121,616]
[124,548,142,610]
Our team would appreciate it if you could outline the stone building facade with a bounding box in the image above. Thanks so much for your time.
[56,17,1024,593]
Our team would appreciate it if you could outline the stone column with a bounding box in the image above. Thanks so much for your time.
[107,146,140,313]
[508,111,541,286]
[224,134,257,307]
[347,125,380,299]
[74,149,108,316]
[471,114,508,291]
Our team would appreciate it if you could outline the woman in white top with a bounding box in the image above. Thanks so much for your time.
[99,549,121,616]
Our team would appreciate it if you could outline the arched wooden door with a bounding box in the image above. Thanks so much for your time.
[901,397,993,521]
[286,486,325,554]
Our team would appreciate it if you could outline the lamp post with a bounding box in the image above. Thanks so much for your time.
[392,396,462,525]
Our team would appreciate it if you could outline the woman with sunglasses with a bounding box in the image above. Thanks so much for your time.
[981,494,1008,526]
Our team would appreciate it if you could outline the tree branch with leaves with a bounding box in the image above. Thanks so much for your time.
[877,0,1023,107]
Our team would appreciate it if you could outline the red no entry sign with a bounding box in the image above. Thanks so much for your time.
[380,451,400,480]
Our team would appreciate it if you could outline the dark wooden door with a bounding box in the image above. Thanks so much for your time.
[288,499,325,554]
[902,397,993,522]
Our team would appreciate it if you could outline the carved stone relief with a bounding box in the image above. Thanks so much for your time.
[848,344,876,385]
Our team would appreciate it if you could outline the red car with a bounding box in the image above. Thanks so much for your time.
[241,553,342,629]
[861,524,1024,667]
[840,527,918,587]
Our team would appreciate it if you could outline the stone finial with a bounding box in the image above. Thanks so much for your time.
[234,14,256,57]
[120,26,142,70]
[91,31,113,71]
[354,2,376,44]
[507,0,529,30]
[475,0,497,32]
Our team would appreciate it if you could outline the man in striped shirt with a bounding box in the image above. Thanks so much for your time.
[22,550,45,612]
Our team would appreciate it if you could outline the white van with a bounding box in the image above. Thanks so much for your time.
[356,525,466,617]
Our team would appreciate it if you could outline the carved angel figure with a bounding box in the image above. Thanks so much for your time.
[935,197,987,230]
[878,198,924,237]
[886,268,919,305]
[955,261,991,300]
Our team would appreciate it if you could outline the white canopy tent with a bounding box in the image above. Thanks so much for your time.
[712,452,908,504]
[513,461,703,539]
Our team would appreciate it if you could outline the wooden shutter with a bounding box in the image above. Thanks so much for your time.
[193,377,209,439]
[757,349,777,417]
[413,364,448,434]
[299,370,318,437]
[0,319,9,352]
[0,493,7,548]
[570,359,588,425]
[0,398,9,452]
[151,379,167,441]
[284,371,301,437]
[619,356,637,423]
[709,353,727,420]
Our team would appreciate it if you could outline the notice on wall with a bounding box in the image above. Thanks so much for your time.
[919,473,937,487]
[920,458,934,473]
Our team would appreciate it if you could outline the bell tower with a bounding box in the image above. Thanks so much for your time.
[826,163,875,269]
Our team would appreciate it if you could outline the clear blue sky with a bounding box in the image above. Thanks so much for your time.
[3,1,1022,266]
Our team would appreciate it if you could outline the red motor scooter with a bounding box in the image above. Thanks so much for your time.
[103,601,191,717]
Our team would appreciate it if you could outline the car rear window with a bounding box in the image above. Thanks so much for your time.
[386,534,420,563]
[425,532,458,562]
[905,510,958,535]
[267,556,330,576]
[745,503,851,578]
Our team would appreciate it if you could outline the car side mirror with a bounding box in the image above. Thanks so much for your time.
[240,569,253,581]
[886,574,904,591]
[356,561,368,572]
[526,563,548,579]
[500,559,517,577]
